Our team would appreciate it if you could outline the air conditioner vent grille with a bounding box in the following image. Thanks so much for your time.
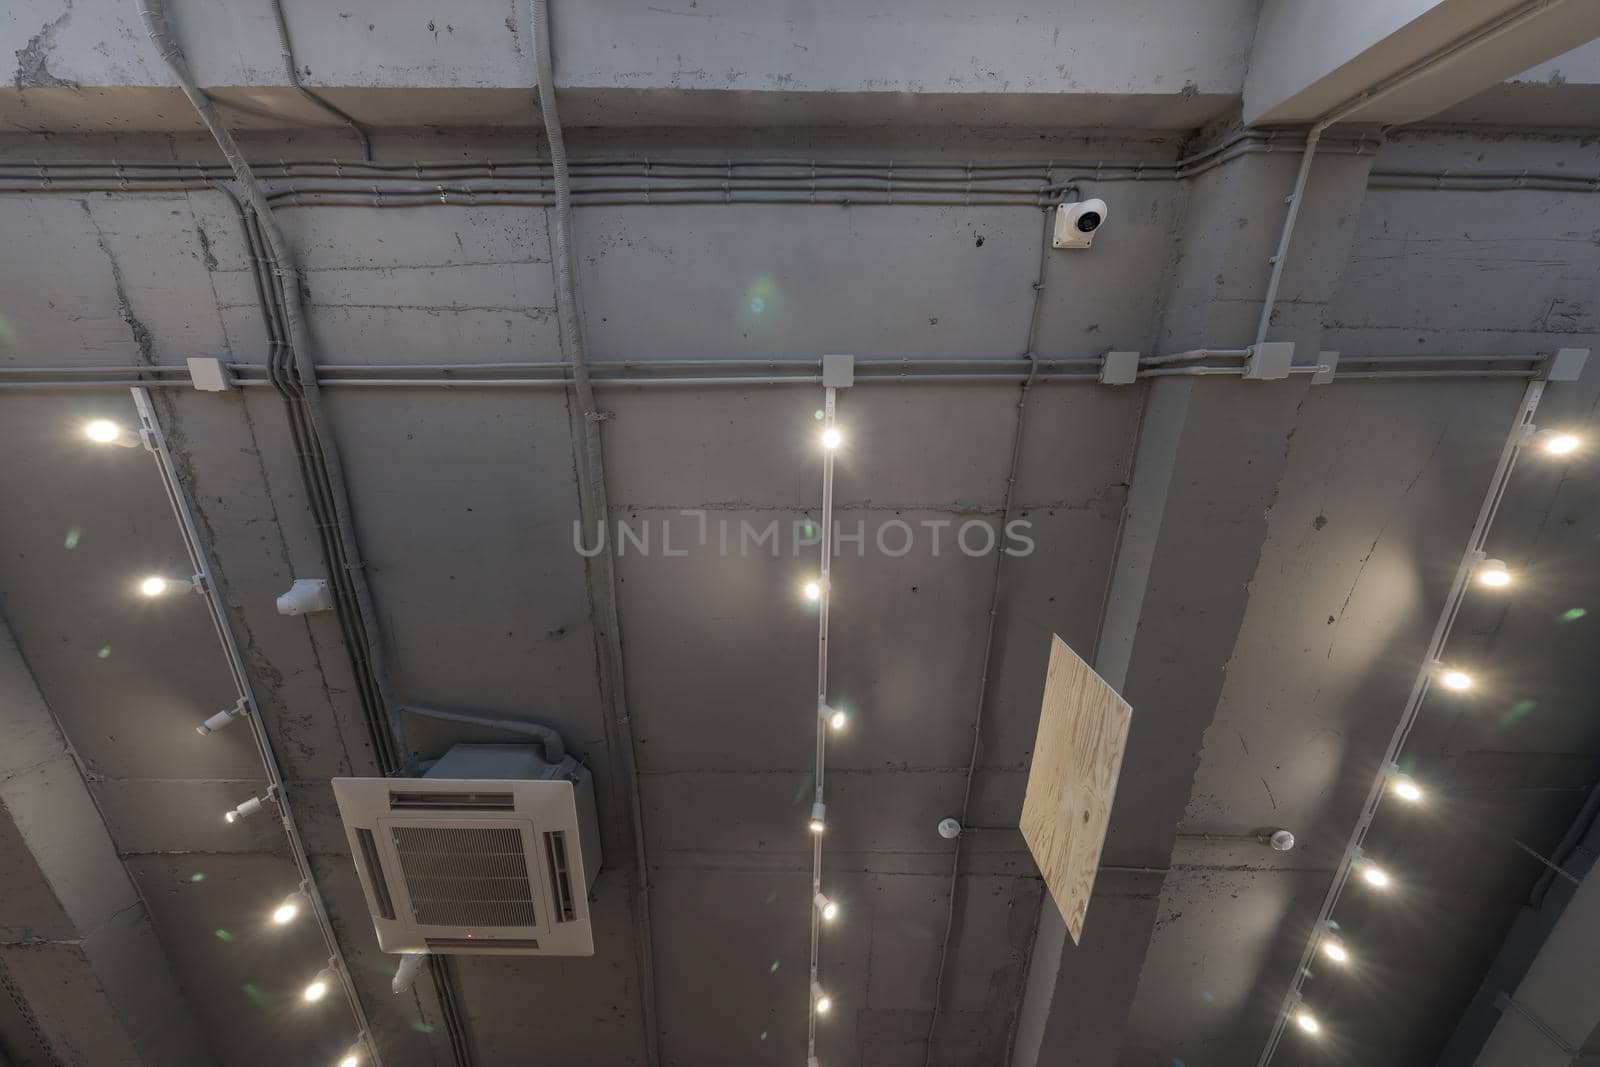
[544,830,576,923]
[356,828,395,920]
[389,790,514,811]
[391,825,537,927]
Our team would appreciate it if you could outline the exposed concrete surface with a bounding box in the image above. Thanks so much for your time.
[1,0,1259,125]
[0,612,214,1065]
[1,11,1600,1055]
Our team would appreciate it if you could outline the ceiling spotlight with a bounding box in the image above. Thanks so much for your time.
[1295,1010,1320,1035]
[803,580,823,602]
[808,801,827,835]
[820,704,847,731]
[197,699,249,736]
[84,419,141,448]
[820,427,843,451]
[338,1057,360,1067]
[225,795,265,824]
[1360,863,1392,889]
[271,894,302,925]
[139,575,196,598]
[814,893,839,922]
[1476,558,1512,589]
[1438,667,1474,691]
[1390,773,1424,803]
[1537,430,1581,457]
[1320,938,1349,964]
[811,981,832,1016]
[302,971,332,1003]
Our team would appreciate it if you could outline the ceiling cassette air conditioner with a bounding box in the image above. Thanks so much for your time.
[332,743,601,956]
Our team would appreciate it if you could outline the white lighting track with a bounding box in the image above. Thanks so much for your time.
[130,388,379,1066]
[1257,379,1554,1064]
[808,382,842,1063]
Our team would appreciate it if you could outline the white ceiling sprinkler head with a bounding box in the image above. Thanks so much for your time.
[937,817,962,840]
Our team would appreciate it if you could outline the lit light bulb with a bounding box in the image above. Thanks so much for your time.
[1439,668,1474,691]
[821,427,843,451]
[226,795,265,824]
[814,892,839,922]
[1477,558,1512,589]
[803,580,823,602]
[1391,774,1423,803]
[85,419,121,443]
[820,704,847,731]
[339,1057,359,1067]
[811,981,832,1015]
[272,899,300,925]
[1361,864,1391,889]
[1295,1011,1320,1034]
[139,575,195,598]
[808,801,827,835]
[302,975,330,1003]
[1320,939,1349,964]
[1542,432,1580,456]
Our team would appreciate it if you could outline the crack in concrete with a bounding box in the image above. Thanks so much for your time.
[79,199,155,366]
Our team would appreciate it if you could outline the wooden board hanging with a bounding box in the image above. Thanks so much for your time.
[1019,634,1133,944]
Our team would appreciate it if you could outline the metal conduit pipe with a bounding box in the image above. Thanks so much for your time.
[0,135,1387,209]
[135,0,406,755]
[0,128,1380,183]
[266,0,371,159]
[5,352,1546,382]
[5,161,1588,208]
[0,362,1556,392]
[39,156,1599,220]
[529,1,659,1063]
[397,706,565,763]
[924,207,1056,1063]
[132,10,480,1063]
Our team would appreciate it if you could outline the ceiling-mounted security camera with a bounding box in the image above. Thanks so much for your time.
[1052,198,1108,249]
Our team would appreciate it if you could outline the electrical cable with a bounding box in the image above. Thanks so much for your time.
[923,205,1054,1063]
[267,0,373,160]
[529,1,660,1062]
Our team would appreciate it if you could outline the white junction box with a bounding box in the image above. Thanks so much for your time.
[333,743,602,956]
[186,356,236,391]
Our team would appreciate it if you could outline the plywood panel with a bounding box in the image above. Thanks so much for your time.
[1019,635,1133,944]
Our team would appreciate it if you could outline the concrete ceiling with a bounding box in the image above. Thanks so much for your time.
[2,4,1600,1067]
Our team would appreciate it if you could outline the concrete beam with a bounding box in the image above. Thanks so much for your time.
[1244,0,1600,126]
[1011,374,1310,1066]
[1011,141,1375,1062]
[0,614,214,1066]
[0,0,1257,131]
[1471,855,1600,1067]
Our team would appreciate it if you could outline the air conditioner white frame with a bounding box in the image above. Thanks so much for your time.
[333,757,599,956]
